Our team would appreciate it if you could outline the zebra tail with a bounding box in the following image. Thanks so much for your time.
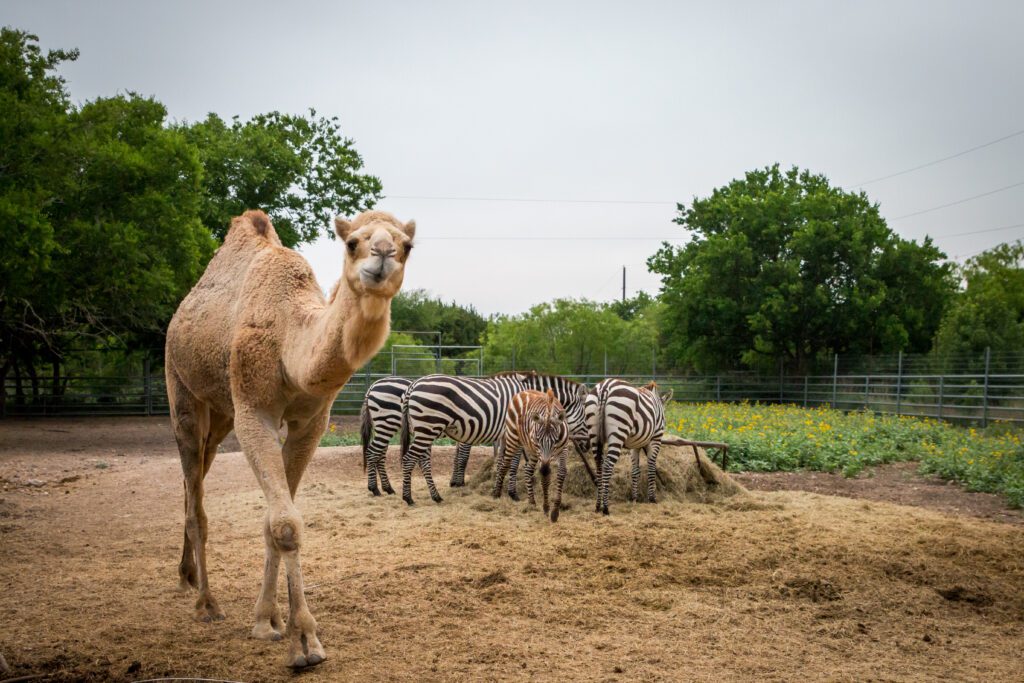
[359,399,372,472]
[595,390,607,473]
[400,402,411,461]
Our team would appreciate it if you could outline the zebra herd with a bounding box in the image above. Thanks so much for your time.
[359,371,673,519]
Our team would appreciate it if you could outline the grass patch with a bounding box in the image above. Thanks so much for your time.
[667,402,1024,508]
[319,424,456,448]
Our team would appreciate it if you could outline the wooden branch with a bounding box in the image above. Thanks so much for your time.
[662,436,730,470]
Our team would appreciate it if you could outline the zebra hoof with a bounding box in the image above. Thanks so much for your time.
[382,483,395,495]
[647,496,657,504]
[368,485,381,497]
[508,492,520,502]
[402,495,415,506]
[550,508,560,522]
[431,493,444,504]
[491,489,501,499]
[601,505,609,516]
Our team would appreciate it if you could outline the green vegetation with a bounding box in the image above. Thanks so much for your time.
[648,165,955,373]
[0,28,379,400]
[667,402,1024,507]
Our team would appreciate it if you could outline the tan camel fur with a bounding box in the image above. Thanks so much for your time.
[164,209,415,668]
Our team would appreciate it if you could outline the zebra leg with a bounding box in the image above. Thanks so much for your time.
[594,440,604,513]
[646,440,662,503]
[377,449,396,495]
[524,453,538,507]
[600,440,623,516]
[540,461,551,515]
[419,446,443,504]
[491,439,511,498]
[630,448,641,503]
[507,448,522,501]
[450,443,472,488]
[402,433,435,505]
[551,446,568,523]
[365,433,392,496]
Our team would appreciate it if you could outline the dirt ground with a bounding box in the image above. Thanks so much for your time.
[1,418,1023,682]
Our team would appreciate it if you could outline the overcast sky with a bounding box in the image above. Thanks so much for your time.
[6,0,1024,316]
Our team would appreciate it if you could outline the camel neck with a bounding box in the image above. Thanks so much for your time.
[295,277,392,396]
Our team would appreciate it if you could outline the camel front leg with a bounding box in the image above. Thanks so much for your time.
[235,408,324,669]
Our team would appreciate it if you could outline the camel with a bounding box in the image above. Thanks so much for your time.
[164,209,415,668]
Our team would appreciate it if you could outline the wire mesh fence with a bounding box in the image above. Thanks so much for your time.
[3,349,1022,426]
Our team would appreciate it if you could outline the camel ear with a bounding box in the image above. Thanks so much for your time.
[401,219,416,240]
[334,217,354,240]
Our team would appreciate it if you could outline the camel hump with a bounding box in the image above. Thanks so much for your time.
[227,210,282,245]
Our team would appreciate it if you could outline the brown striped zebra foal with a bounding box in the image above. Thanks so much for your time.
[491,389,571,522]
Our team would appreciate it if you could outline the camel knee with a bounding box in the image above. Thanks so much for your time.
[268,513,302,553]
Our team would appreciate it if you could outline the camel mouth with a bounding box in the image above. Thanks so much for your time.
[358,268,391,288]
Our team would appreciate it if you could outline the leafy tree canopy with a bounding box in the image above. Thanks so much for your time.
[648,165,956,373]
[389,289,488,348]
[932,241,1024,368]
[483,298,660,376]
[179,110,382,247]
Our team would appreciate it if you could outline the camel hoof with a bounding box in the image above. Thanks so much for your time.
[252,622,283,641]
[194,598,225,622]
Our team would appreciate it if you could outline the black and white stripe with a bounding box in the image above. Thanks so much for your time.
[400,372,589,505]
[590,378,673,515]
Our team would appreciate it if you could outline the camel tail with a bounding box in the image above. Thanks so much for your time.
[360,399,373,472]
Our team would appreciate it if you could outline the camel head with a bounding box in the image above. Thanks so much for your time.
[334,210,416,298]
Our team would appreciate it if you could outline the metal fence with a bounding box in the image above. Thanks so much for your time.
[4,349,1023,426]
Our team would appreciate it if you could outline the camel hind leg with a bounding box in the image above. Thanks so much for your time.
[169,372,228,622]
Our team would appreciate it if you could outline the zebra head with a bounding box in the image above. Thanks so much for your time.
[523,389,570,475]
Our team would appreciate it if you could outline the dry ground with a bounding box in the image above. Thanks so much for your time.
[1,418,1023,682]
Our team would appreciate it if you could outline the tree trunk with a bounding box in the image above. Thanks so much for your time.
[0,359,9,418]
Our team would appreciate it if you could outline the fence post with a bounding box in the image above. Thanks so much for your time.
[895,351,903,416]
[982,346,991,427]
[512,347,516,371]
[832,354,838,407]
[803,376,808,407]
[778,359,784,404]
[144,357,152,416]
[715,376,721,402]
[652,348,656,380]
[863,375,869,411]
[937,375,944,421]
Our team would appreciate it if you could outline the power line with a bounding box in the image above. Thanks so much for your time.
[386,194,675,206]
[850,126,1024,188]
[890,179,1024,221]
[421,235,687,241]
[932,221,1024,239]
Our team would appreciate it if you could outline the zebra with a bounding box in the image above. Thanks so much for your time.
[590,378,673,515]
[361,376,491,495]
[492,389,571,522]
[360,377,411,496]
[399,371,590,505]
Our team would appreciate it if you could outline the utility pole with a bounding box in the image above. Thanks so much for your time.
[622,266,626,302]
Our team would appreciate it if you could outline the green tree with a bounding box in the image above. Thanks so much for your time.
[932,241,1024,369]
[389,289,487,347]
[648,165,955,373]
[180,111,382,246]
[483,298,659,375]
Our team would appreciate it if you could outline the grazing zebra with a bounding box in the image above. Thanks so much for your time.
[360,377,480,496]
[591,378,673,515]
[400,372,589,505]
[492,389,571,521]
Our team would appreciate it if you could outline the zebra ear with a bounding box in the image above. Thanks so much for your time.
[546,388,555,401]
[660,388,674,405]
[644,380,657,392]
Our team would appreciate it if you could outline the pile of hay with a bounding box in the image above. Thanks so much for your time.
[468,444,747,504]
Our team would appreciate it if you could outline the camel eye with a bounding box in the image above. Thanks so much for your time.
[346,239,358,254]
[404,241,414,253]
